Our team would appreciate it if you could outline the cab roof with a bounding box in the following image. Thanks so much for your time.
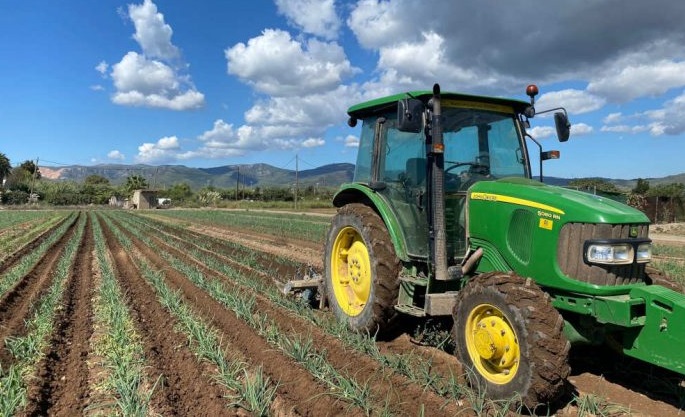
[347,90,530,119]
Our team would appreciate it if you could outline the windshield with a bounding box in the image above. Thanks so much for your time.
[442,107,528,191]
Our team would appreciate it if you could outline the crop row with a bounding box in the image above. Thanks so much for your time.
[109,211,508,415]
[0,211,85,414]
[146,208,330,243]
[0,211,70,265]
[0,209,683,415]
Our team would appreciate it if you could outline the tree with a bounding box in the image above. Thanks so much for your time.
[19,160,41,179]
[569,178,621,194]
[5,165,34,192]
[84,174,110,186]
[0,152,11,187]
[163,182,193,203]
[648,182,684,223]
[197,188,221,206]
[632,178,650,195]
[124,175,149,194]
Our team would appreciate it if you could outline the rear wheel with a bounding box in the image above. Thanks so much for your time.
[324,204,401,333]
[453,272,570,410]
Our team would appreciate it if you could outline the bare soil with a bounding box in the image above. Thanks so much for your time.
[166,215,685,416]
[2,211,683,416]
[23,214,95,416]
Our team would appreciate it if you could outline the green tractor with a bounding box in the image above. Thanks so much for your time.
[323,84,685,408]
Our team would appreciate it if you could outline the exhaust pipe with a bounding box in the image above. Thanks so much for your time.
[431,84,449,281]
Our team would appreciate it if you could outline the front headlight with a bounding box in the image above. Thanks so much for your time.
[636,242,652,263]
[585,243,634,265]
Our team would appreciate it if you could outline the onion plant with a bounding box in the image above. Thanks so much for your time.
[0,212,85,415]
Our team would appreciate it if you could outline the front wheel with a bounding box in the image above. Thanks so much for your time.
[324,204,401,334]
[453,272,570,410]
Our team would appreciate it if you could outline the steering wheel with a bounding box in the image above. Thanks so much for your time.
[444,160,492,191]
[444,160,488,175]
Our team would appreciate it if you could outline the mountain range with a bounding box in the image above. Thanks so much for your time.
[39,162,684,191]
[40,163,356,190]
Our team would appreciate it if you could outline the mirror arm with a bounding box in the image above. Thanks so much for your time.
[525,132,544,183]
[535,106,568,117]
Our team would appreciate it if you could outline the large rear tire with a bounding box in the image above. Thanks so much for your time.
[324,204,401,334]
[453,272,570,410]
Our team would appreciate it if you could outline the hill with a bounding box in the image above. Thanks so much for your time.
[40,163,355,190]
[39,162,684,192]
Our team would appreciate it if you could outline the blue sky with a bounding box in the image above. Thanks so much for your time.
[1,0,684,180]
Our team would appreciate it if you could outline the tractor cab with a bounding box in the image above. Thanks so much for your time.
[341,86,566,266]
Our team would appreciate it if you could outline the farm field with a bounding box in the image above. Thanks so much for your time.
[0,208,683,416]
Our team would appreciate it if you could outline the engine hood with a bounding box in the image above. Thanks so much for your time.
[469,177,649,225]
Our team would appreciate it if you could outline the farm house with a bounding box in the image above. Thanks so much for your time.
[131,189,157,209]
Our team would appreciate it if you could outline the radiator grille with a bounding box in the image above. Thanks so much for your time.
[557,223,649,286]
[507,209,534,264]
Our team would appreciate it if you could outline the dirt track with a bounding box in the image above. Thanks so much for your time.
[1,210,683,416]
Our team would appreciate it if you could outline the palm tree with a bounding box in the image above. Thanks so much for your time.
[0,153,11,187]
[124,175,149,194]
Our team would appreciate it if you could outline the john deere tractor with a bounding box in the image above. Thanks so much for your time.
[323,84,685,408]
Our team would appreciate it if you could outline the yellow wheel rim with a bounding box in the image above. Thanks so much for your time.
[464,303,520,384]
[330,226,371,317]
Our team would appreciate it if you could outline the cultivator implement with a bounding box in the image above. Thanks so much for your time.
[281,265,324,308]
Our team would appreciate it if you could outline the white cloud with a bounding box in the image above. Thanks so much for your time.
[226,29,358,96]
[198,119,236,146]
[347,0,417,50]
[136,136,181,163]
[530,122,592,140]
[90,85,105,91]
[95,61,108,77]
[347,1,685,95]
[536,89,605,115]
[301,138,325,148]
[600,124,650,134]
[111,52,177,95]
[371,31,499,91]
[588,59,685,103]
[107,150,125,160]
[571,123,593,136]
[275,0,340,40]
[528,126,556,139]
[105,0,204,111]
[110,52,203,110]
[598,91,685,136]
[643,91,685,135]
[128,0,179,60]
[344,135,359,148]
[603,112,623,124]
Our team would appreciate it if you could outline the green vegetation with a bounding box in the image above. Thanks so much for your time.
[146,208,329,243]
[111,211,487,412]
[90,213,154,416]
[101,213,277,414]
[0,213,85,415]
[651,237,685,287]
[571,393,631,416]
[0,212,69,262]
[0,212,77,297]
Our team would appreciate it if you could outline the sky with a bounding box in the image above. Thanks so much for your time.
[1,0,685,180]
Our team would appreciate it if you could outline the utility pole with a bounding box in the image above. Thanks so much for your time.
[29,157,38,203]
[295,154,299,210]
[236,166,240,202]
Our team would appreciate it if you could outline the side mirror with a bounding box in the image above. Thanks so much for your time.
[397,98,424,133]
[554,112,571,142]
